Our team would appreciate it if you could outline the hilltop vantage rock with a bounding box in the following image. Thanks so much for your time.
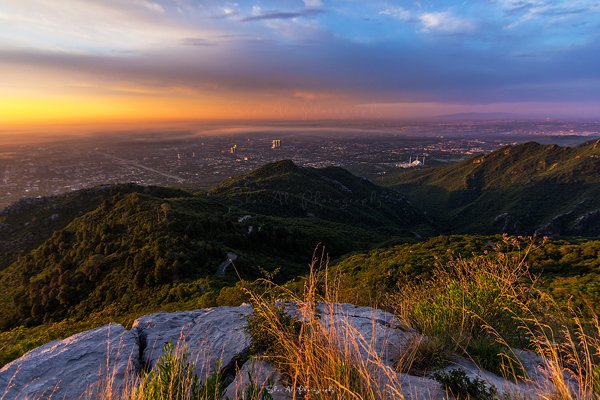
[0,303,556,400]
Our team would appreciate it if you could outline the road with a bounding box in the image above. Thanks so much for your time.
[215,252,238,277]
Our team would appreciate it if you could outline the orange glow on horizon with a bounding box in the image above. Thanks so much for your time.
[0,92,364,128]
[1,95,242,126]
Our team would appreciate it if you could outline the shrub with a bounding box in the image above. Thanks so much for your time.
[246,305,302,356]
[132,341,225,400]
[388,237,540,371]
[134,341,201,400]
[433,369,498,400]
[466,336,523,379]
[396,335,449,376]
[233,371,274,400]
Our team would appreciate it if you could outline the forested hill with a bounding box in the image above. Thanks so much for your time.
[0,184,189,271]
[1,158,600,368]
[385,140,600,236]
[212,159,432,230]
[0,161,433,334]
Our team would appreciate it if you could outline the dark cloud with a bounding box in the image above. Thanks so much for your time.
[2,0,600,110]
[241,8,323,22]
[2,32,600,106]
[179,37,216,46]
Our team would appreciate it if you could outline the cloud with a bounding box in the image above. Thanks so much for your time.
[419,11,476,34]
[497,0,599,28]
[1,0,600,119]
[142,1,165,14]
[303,0,323,9]
[293,90,339,100]
[179,37,215,46]
[379,7,412,21]
[241,8,323,22]
[4,30,599,106]
[0,0,204,52]
[380,7,476,34]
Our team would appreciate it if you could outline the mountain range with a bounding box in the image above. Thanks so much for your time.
[1,141,599,367]
[0,161,431,333]
[384,139,600,236]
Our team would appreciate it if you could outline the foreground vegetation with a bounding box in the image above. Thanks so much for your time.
[86,239,600,399]
[2,235,600,369]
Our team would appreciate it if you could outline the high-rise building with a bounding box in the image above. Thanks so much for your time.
[229,144,237,154]
[272,139,281,149]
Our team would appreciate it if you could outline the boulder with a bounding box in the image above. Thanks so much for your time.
[282,303,411,367]
[395,373,447,400]
[439,350,563,398]
[315,303,411,367]
[0,323,138,400]
[0,303,566,400]
[132,305,253,381]
[222,359,291,400]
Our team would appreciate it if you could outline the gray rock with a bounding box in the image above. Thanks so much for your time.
[314,303,412,367]
[222,359,291,400]
[439,350,567,399]
[132,305,253,381]
[0,303,567,400]
[395,373,446,400]
[0,323,138,400]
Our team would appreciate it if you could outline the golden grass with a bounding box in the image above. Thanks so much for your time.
[245,249,410,399]
[4,238,600,399]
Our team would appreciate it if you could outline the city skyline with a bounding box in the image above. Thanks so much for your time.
[1,0,600,127]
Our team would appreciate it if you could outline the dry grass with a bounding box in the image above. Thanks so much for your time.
[387,236,600,399]
[513,299,600,399]
[5,238,600,400]
[388,236,539,355]
[245,248,410,400]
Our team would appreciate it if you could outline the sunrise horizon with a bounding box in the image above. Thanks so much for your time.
[2,0,600,128]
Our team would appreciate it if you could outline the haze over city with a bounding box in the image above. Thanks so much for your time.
[2,0,600,129]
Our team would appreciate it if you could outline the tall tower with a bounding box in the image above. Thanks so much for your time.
[272,139,281,149]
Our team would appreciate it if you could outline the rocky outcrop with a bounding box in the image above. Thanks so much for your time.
[573,209,600,233]
[0,324,138,400]
[0,304,558,400]
[132,306,252,379]
[307,303,410,366]
[222,359,289,400]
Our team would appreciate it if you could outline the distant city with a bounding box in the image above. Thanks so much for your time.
[1,120,599,209]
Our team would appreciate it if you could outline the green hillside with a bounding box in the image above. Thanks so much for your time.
[0,161,433,335]
[2,158,600,369]
[0,184,188,271]
[212,160,434,234]
[324,235,600,312]
[384,140,600,235]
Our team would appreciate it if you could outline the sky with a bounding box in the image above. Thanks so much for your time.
[1,0,600,126]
